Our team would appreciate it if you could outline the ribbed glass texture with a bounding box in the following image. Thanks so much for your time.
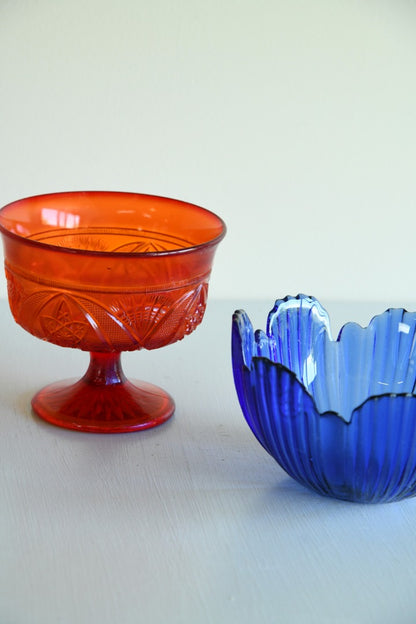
[232,295,416,503]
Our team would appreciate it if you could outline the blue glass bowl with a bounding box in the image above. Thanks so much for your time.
[232,295,416,503]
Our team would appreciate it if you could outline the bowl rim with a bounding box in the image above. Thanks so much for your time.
[0,190,227,258]
[232,295,416,424]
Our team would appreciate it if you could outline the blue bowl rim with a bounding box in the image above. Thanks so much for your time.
[232,294,416,425]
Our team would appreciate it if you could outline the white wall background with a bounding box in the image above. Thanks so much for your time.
[1,0,416,303]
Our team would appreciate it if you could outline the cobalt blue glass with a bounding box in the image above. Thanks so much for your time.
[232,294,416,503]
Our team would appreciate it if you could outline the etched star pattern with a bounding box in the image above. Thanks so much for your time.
[40,298,88,345]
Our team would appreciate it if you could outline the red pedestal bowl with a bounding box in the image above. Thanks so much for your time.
[0,191,226,433]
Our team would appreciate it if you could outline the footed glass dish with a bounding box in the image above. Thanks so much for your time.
[0,191,225,433]
[232,294,416,503]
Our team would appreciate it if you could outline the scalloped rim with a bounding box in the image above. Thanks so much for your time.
[266,293,332,337]
[266,293,412,342]
[232,293,416,424]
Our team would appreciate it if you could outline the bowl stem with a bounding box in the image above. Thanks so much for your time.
[83,352,127,386]
[31,351,175,433]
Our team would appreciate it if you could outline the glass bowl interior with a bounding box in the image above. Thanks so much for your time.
[234,295,416,422]
[0,191,226,255]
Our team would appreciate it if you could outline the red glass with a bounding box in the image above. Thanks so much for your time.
[0,191,226,433]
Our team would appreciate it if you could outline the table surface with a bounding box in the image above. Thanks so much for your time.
[2,297,416,624]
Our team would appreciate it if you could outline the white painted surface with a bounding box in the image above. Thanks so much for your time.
[2,298,416,624]
[1,1,416,302]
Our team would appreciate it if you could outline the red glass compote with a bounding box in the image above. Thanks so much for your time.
[0,191,226,433]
